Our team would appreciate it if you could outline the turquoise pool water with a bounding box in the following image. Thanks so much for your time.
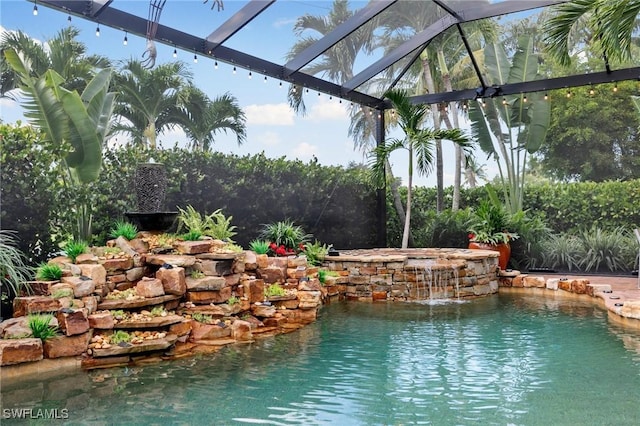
[2,294,640,425]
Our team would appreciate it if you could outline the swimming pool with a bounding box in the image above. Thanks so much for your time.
[2,294,640,425]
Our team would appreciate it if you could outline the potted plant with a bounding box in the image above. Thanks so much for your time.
[467,200,519,270]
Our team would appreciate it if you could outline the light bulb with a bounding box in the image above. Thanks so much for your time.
[33,4,38,16]
[566,91,571,98]
[67,15,72,24]
[613,85,618,92]
[214,61,218,69]
[173,48,177,58]
[544,93,548,100]
[264,76,267,83]
[96,25,100,37]
[589,88,595,95]
[279,81,282,88]
[523,96,527,103]
[233,66,236,74]
[123,33,128,46]
[248,71,252,79]
[194,54,198,63]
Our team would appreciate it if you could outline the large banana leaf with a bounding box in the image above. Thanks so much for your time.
[59,86,102,182]
[3,50,68,147]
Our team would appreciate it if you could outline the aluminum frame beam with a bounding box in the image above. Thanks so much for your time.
[284,0,396,77]
[406,66,640,106]
[344,0,568,92]
[206,0,275,50]
[36,0,385,108]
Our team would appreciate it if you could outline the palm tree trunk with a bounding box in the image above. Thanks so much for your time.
[386,160,414,247]
[420,52,444,212]
[402,149,413,249]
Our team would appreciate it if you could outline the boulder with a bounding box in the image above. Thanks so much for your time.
[13,296,61,317]
[190,321,231,341]
[0,317,31,339]
[78,264,107,287]
[156,267,187,296]
[88,311,115,329]
[175,240,213,255]
[43,332,91,358]
[0,338,43,366]
[136,277,165,298]
[231,320,253,342]
[186,276,226,291]
[56,309,90,336]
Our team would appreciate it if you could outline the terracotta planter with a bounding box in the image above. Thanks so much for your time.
[468,242,511,270]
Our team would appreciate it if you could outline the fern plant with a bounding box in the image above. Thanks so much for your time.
[259,220,312,252]
[177,205,237,241]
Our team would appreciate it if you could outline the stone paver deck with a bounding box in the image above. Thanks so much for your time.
[528,273,640,329]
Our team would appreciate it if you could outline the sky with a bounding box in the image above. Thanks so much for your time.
[0,0,486,188]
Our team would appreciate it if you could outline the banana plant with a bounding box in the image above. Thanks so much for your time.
[4,48,115,240]
[469,36,550,213]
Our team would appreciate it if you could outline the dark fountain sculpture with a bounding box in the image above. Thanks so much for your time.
[125,161,178,232]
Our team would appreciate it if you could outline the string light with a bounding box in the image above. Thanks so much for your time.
[248,71,252,79]
[214,60,218,69]
[33,1,38,16]
[233,66,236,74]
[279,81,282,88]
[502,98,507,105]
[589,88,595,96]
[523,95,527,103]
[67,15,72,24]
[95,24,101,37]
[263,76,267,83]
[173,48,177,58]
[123,32,128,46]
[193,53,198,63]
[544,93,548,100]
[482,100,486,107]
[613,84,618,92]
[317,91,321,97]
[566,91,571,98]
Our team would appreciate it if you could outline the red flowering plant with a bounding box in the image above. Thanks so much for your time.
[259,220,312,257]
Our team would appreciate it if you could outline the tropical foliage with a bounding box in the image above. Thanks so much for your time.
[469,36,550,214]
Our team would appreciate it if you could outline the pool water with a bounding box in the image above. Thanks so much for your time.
[2,294,640,425]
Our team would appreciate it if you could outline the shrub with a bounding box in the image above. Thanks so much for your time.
[249,239,270,255]
[35,263,63,281]
[110,330,131,345]
[28,314,58,341]
[109,220,138,241]
[0,230,33,300]
[182,230,203,241]
[577,227,635,272]
[260,220,311,255]
[63,240,88,263]
[264,283,286,298]
[540,234,583,271]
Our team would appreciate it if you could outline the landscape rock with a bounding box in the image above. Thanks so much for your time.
[157,266,187,296]
[0,338,43,366]
[136,277,165,298]
[43,332,91,358]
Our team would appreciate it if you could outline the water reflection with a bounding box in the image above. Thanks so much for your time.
[2,295,640,425]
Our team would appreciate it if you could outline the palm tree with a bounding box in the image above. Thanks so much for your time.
[376,1,495,211]
[286,0,419,245]
[0,27,110,98]
[543,0,640,67]
[112,59,196,149]
[285,0,376,115]
[369,89,472,248]
[179,86,246,151]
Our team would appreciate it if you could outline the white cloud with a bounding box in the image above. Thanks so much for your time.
[306,98,349,122]
[273,17,297,29]
[259,131,281,147]
[245,103,295,126]
[292,142,318,160]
